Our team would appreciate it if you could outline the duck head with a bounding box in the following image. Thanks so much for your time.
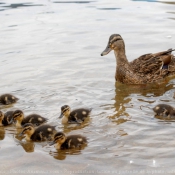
[59,105,71,119]
[101,34,125,56]
[19,123,35,141]
[49,132,66,149]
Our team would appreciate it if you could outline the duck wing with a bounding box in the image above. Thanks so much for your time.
[130,49,175,80]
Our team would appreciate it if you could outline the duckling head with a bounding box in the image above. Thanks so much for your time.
[0,111,4,126]
[19,123,35,141]
[101,34,125,56]
[49,132,66,150]
[12,110,24,127]
[59,105,71,119]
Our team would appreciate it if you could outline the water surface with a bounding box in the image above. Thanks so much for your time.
[0,0,175,174]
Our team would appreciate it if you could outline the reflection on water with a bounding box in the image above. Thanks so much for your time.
[50,144,87,160]
[97,8,121,10]
[53,1,94,4]
[0,3,43,11]
[19,141,35,153]
[132,0,157,2]
[0,127,5,140]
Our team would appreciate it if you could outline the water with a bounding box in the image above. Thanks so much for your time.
[0,0,175,174]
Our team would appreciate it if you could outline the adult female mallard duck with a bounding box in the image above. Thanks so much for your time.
[101,34,175,84]
[12,110,48,128]
[59,105,92,124]
[0,94,18,105]
[0,111,14,126]
[49,132,87,150]
[19,123,57,141]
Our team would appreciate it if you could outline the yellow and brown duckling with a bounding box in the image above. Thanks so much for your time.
[101,34,175,84]
[19,123,57,141]
[49,132,87,150]
[59,105,92,124]
[153,104,175,119]
[0,111,14,126]
[0,94,18,105]
[12,110,48,128]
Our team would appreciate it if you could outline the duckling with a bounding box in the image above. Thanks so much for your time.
[153,104,175,119]
[0,111,14,126]
[59,105,92,124]
[49,132,87,150]
[19,123,57,141]
[12,110,48,128]
[0,94,18,105]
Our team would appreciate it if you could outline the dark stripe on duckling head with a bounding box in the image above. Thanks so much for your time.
[54,132,65,140]
[61,105,70,112]
[13,110,23,118]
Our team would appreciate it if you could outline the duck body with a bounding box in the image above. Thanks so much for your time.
[59,105,92,124]
[153,104,175,119]
[0,94,18,105]
[50,132,87,150]
[12,110,48,128]
[0,111,14,126]
[101,34,175,84]
[20,123,57,141]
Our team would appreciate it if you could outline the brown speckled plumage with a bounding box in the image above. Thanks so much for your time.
[101,34,175,84]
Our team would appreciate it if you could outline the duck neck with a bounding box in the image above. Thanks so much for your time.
[55,143,61,150]
[114,48,128,65]
[25,134,31,141]
[16,120,22,128]
[62,116,68,124]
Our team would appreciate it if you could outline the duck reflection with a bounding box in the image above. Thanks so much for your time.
[14,131,35,152]
[19,141,35,153]
[62,118,90,134]
[112,79,175,121]
[0,127,5,140]
[49,145,87,160]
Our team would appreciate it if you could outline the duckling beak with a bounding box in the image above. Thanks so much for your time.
[19,131,24,137]
[101,44,112,56]
[9,118,14,124]
[49,140,56,146]
[59,113,63,118]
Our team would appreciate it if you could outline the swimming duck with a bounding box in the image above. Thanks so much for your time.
[0,111,14,126]
[0,94,19,105]
[59,105,92,124]
[49,132,87,150]
[19,123,57,141]
[101,34,175,84]
[153,104,175,119]
[12,110,48,128]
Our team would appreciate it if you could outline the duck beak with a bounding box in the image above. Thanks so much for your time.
[101,43,112,56]
[59,113,63,118]
[9,118,14,124]
[49,140,56,146]
[19,131,24,137]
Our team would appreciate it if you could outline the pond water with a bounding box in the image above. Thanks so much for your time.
[0,0,175,174]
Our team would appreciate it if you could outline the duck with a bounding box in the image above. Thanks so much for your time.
[0,111,14,126]
[0,94,19,105]
[101,34,175,84]
[19,123,57,141]
[153,104,175,119]
[12,110,48,128]
[49,132,87,150]
[59,105,92,124]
